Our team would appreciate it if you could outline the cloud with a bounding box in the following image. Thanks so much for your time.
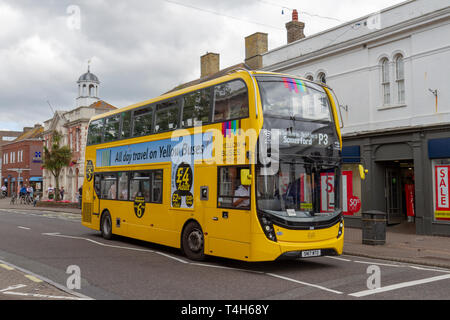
[0,0,405,131]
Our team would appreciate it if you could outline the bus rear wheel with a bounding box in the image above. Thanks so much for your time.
[182,221,205,261]
[101,211,113,240]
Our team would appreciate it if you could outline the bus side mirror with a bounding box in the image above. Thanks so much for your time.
[359,164,368,180]
[240,169,252,186]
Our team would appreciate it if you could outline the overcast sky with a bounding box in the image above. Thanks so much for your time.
[0,0,405,131]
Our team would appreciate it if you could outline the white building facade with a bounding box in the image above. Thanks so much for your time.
[260,0,450,235]
[43,69,115,202]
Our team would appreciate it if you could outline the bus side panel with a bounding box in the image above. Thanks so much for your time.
[99,199,129,237]
[198,165,251,261]
[126,165,178,248]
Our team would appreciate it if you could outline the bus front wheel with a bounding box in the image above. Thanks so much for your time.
[101,211,113,240]
[181,221,205,261]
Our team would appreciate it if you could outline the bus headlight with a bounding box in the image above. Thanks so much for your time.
[337,218,344,239]
[258,215,277,242]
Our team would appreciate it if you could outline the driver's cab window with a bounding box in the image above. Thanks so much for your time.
[217,166,250,209]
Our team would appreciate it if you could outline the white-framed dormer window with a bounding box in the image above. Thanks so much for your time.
[395,54,405,104]
[380,58,390,105]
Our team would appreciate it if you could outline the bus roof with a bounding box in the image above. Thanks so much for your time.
[89,70,328,122]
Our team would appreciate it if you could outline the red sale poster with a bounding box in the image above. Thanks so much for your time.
[320,173,335,213]
[404,184,415,217]
[435,165,450,221]
[342,171,354,215]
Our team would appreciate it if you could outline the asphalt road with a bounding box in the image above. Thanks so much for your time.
[1,207,450,302]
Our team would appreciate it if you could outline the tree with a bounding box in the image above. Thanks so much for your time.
[42,131,72,201]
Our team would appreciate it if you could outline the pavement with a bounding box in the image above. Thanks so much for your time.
[1,197,450,270]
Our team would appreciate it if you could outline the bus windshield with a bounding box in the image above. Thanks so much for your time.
[257,76,331,122]
[256,161,340,219]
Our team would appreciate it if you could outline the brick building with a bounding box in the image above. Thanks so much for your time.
[1,125,44,196]
[0,130,22,186]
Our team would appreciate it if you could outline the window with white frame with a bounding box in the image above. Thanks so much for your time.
[395,54,405,104]
[380,58,390,105]
[317,72,326,84]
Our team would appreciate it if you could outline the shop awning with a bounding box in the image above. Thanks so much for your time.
[428,138,450,159]
[29,177,43,182]
[342,145,361,163]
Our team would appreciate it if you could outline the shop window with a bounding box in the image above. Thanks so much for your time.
[342,164,363,216]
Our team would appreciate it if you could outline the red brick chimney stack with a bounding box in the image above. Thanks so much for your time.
[292,9,298,21]
[286,9,305,44]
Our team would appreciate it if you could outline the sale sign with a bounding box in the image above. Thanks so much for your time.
[348,196,361,214]
[435,165,450,221]
[320,173,335,213]
[342,171,355,215]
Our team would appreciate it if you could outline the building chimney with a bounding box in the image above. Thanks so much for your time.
[200,52,220,78]
[244,32,268,70]
[286,9,305,44]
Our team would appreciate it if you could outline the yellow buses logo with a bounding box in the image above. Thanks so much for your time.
[134,196,145,218]
[86,160,94,182]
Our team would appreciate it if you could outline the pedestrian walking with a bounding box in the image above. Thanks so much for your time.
[78,186,82,209]
[60,186,65,200]
[47,184,54,200]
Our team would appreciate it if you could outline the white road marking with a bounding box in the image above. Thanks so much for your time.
[0,284,27,292]
[267,273,344,295]
[43,232,343,295]
[353,260,403,267]
[409,266,450,273]
[324,256,352,262]
[349,274,450,297]
[2,291,86,300]
[42,232,189,264]
[0,258,93,300]
[17,226,31,230]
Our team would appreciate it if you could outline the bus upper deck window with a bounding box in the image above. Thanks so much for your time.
[214,80,248,122]
[182,89,211,127]
[155,100,179,133]
[133,106,153,137]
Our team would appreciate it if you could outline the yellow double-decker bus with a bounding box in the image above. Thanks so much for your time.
[81,70,344,262]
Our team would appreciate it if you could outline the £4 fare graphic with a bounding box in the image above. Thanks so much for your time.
[172,163,194,208]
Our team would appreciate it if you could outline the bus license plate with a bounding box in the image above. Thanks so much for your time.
[301,250,321,258]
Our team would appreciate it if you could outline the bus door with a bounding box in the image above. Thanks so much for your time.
[206,166,251,260]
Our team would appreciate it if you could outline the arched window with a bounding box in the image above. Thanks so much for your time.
[317,72,326,84]
[305,74,314,81]
[395,54,405,104]
[380,58,390,105]
[89,84,95,96]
